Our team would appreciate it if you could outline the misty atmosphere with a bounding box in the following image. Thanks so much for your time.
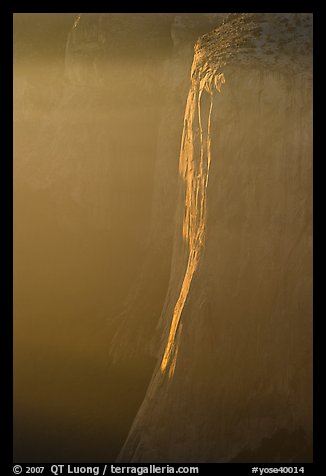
[13,13,312,463]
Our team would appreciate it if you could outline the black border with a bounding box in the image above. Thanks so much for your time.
[2,2,14,471]
[4,3,319,473]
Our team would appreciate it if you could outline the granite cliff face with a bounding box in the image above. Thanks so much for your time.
[14,13,312,463]
[118,13,313,462]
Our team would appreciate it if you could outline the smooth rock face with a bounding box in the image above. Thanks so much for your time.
[14,13,312,463]
[118,13,313,463]
[102,13,227,360]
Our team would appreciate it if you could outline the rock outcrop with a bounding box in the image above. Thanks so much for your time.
[118,13,313,463]
[14,13,312,463]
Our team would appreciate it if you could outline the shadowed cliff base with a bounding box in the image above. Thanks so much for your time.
[230,428,312,463]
